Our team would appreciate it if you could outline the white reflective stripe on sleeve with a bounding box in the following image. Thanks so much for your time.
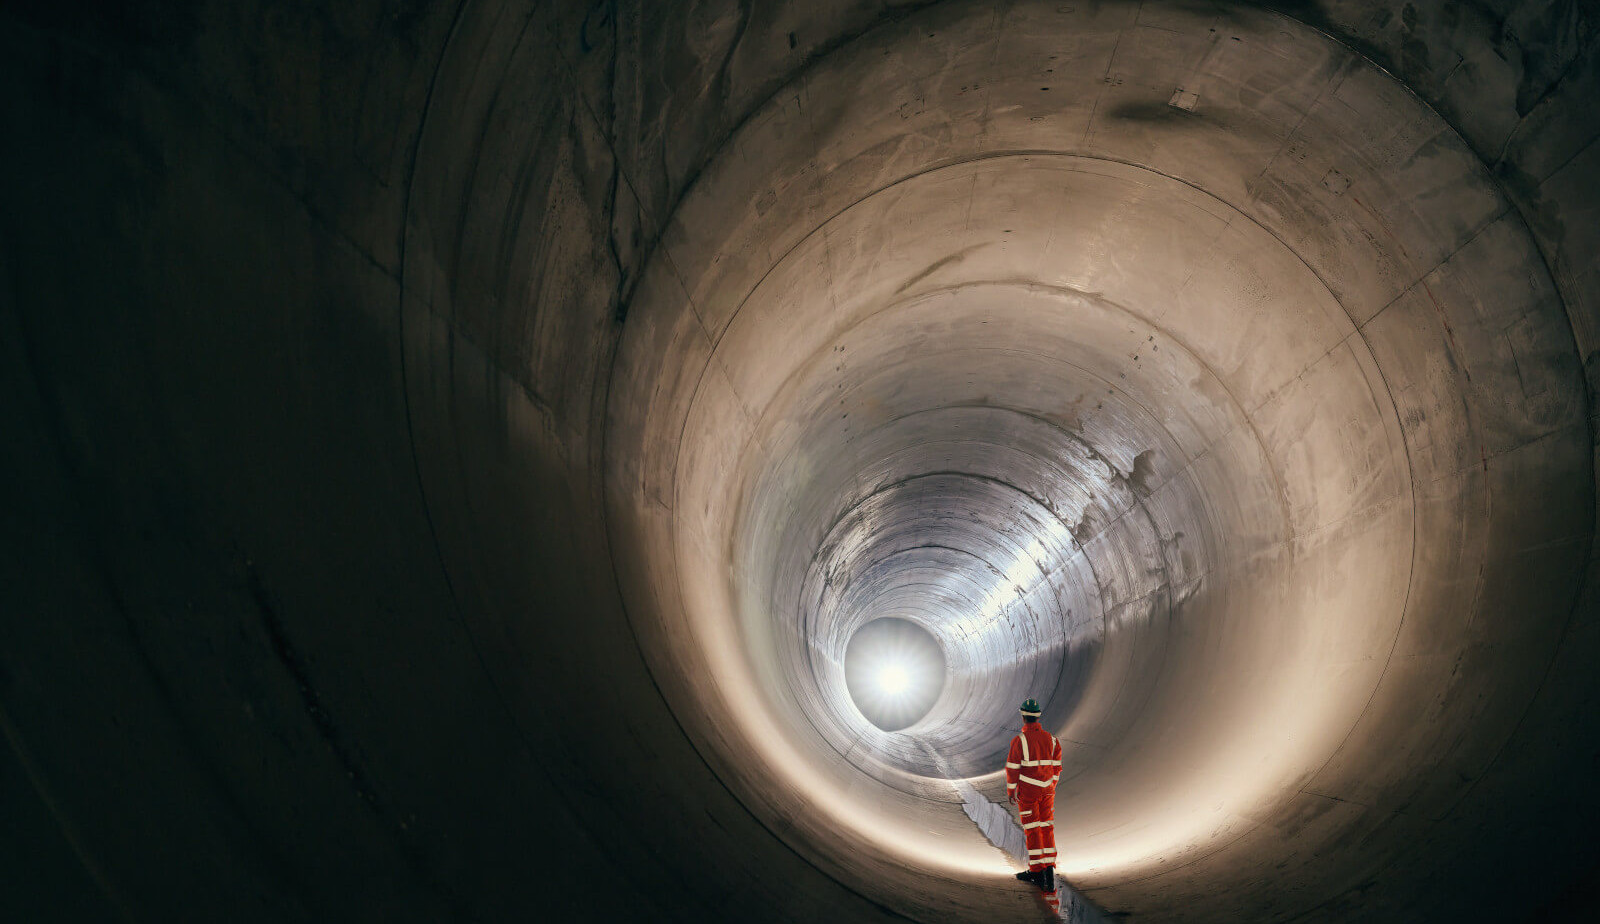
[1005,762,1020,769]
[1021,774,1051,786]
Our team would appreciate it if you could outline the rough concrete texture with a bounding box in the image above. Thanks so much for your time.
[2,1,1598,922]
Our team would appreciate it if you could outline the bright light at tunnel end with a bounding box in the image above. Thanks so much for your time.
[844,617,946,731]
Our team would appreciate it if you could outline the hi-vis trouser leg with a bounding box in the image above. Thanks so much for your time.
[1018,793,1056,871]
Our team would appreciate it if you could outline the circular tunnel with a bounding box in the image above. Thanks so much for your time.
[3,1,1598,922]
[603,1,1591,912]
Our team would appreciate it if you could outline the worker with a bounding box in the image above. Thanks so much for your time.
[1006,698,1062,893]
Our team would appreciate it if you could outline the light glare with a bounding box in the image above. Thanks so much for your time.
[844,617,946,731]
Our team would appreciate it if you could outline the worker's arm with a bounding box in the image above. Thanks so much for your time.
[1005,736,1022,803]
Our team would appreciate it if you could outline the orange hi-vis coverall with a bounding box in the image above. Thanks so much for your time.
[1006,722,1062,872]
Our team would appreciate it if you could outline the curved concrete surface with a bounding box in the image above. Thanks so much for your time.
[3,1,1598,921]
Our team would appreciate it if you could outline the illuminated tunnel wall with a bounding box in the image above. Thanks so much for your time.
[3,1,1598,922]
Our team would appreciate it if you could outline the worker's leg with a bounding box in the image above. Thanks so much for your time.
[1036,792,1056,871]
[1019,799,1048,872]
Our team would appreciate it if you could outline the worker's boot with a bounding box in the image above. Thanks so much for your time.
[1015,868,1039,884]
[1040,865,1055,893]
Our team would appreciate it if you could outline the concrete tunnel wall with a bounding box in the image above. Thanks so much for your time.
[2,1,1599,922]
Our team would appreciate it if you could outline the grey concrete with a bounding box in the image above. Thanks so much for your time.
[2,1,1598,921]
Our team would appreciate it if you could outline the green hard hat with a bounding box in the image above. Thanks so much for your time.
[1020,699,1042,716]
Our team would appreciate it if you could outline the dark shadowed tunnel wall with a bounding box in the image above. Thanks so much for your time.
[3,2,1599,922]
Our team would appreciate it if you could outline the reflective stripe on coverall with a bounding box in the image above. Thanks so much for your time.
[1005,723,1062,871]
